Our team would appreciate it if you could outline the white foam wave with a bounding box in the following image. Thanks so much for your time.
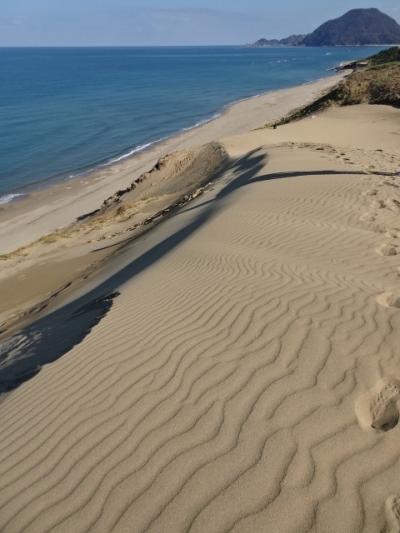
[99,112,222,167]
[64,138,167,181]
[182,113,222,132]
[0,193,25,205]
[105,140,163,165]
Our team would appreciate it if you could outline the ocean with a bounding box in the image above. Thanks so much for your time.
[0,45,385,202]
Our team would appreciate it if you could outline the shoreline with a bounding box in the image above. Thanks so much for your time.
[0,72,346,338]
[0,72,345,207]
[0,72,345,256]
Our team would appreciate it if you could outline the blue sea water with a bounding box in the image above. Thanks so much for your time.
[0,46,386,201]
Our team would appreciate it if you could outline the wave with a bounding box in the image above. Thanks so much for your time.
[182,112,223,132]
[0,193,25,205]
[91,111,224,170]
[61,139,168,183]
[104,140,164,165]
[104,112,224,167]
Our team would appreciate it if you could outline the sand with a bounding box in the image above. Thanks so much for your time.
[0,75,345,331]
[0,75,344,256]
[1,77,400,532]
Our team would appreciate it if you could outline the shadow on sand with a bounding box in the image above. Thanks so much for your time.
[0,148,369,394]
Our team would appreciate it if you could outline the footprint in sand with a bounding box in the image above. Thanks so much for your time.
[363,189,378,197]
[385,495,400,533]
[355,377,400,432]
[387,199,400,214]
[377,292,400,309]
[360,212,376,223]
[371,199,386,210]
[385,229,400,240]
[376,243,398,257]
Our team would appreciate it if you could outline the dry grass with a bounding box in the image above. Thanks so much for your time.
[336,63,400,107]
[268,48,400,128]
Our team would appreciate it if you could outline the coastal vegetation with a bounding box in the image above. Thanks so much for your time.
[269,47,400,126]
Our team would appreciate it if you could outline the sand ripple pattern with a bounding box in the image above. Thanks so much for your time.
[1,145,400,532]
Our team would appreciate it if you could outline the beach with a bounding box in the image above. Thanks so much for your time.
[0,74,344,328]
[1,71,400,532]
[0,75,345,254]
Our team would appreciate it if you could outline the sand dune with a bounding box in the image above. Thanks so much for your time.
[0,102,400,532]
[0,76,344,332]
[0,143,228,331]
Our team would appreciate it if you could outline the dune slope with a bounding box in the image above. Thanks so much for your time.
[0,104,400,532]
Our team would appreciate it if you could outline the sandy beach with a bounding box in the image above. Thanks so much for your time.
[0,74,345,329]
[1,72,400,532]
[0,75,344,256]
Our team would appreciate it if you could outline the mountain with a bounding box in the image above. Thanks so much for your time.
[251,8,400,47]
[302,8,400,46]
[253,35,306,47]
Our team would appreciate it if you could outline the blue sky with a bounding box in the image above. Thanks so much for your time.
[1,1,399,46]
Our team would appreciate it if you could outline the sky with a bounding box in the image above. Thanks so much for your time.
[0,0,399,46]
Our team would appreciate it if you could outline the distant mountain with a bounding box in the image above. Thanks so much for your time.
[303,8,400,46]
[253,35,306,47]
[251,8,400,47]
